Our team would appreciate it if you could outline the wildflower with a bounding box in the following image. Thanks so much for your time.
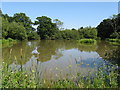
[56,74,58,77]
[55,67,58,70]
[71,77,74,79]
[86,64,90,66]
[94,63,96,65]
[25,74,28,77]
[43,80,46,83]
[78,84,81,87]
[32,70,35,72]
[10,49,12,54]
[102,83,104,86]
[81,62,84,64]
[14,56,17,60]
[69,65,72,68]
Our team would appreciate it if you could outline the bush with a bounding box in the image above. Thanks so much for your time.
[77,39,96,44]
[8,38,14,42]
[1,63,36,88]
[2,38,17,48]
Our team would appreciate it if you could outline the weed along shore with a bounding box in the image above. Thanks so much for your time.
[1,2,120,88]
[1,58,119,88]
[1,38,17,48]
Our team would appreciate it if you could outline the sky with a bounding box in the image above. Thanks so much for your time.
[1,2,118,29]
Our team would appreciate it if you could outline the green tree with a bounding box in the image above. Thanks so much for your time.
[97,19,114,39]
[35,16,58,39]
[97,14,120,39]
[2,18,9,39]
[2,17,27,40]
[13,13,36,39]
[27,31,40,40]
[53,19,63,30]
[78,27,97,39]
[110,32,120,39]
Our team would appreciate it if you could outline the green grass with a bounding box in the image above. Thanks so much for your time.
[77,39,96,44]
[106,39,120,43]
[1,63,36,88]
[0,38,17,48]
[1,61,119,88]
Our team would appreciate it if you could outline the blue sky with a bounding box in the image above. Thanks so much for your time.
[2,2,118,29]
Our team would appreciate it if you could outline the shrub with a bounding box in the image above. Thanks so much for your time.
[77,39,96,44]
[8,38,14,42]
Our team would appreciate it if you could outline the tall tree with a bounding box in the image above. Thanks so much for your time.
[2,17,27,40]
[35,16,58,39]
[53,19,63,30]
[97,19,114,39]
[97,14,120,39]
[13,13,39,39]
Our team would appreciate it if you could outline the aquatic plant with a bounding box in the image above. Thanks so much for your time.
[77,39,96,44]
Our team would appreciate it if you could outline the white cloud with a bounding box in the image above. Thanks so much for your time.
[32,25,38,31]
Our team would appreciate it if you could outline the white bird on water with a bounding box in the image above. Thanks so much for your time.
[32,47,40,54]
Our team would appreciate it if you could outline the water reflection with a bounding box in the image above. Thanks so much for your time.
[2,40,119,65]
[2,40,120,80]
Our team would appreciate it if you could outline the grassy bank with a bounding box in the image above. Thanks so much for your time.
[106,39,120,45]
[1,61,119,88]
[0,38,17,48]
[106,39,120,43]
[77,39,96,44]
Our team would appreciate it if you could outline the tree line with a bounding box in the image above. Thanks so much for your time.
[0,9,120,40]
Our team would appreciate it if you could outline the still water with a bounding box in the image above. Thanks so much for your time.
[2,40,120,80]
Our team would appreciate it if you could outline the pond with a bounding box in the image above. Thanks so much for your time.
[2,40,120,81]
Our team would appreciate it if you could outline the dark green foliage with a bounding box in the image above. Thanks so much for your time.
[110,32,120,39]
[27,31,40,40]
[97,19,114,39]
[13,13,39,39]
[78,27,97,39]
[2,18,27,40]
[1,11,39,40]
[35,16,59,39]
[60,29,80,40]
[97,14,120,39]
